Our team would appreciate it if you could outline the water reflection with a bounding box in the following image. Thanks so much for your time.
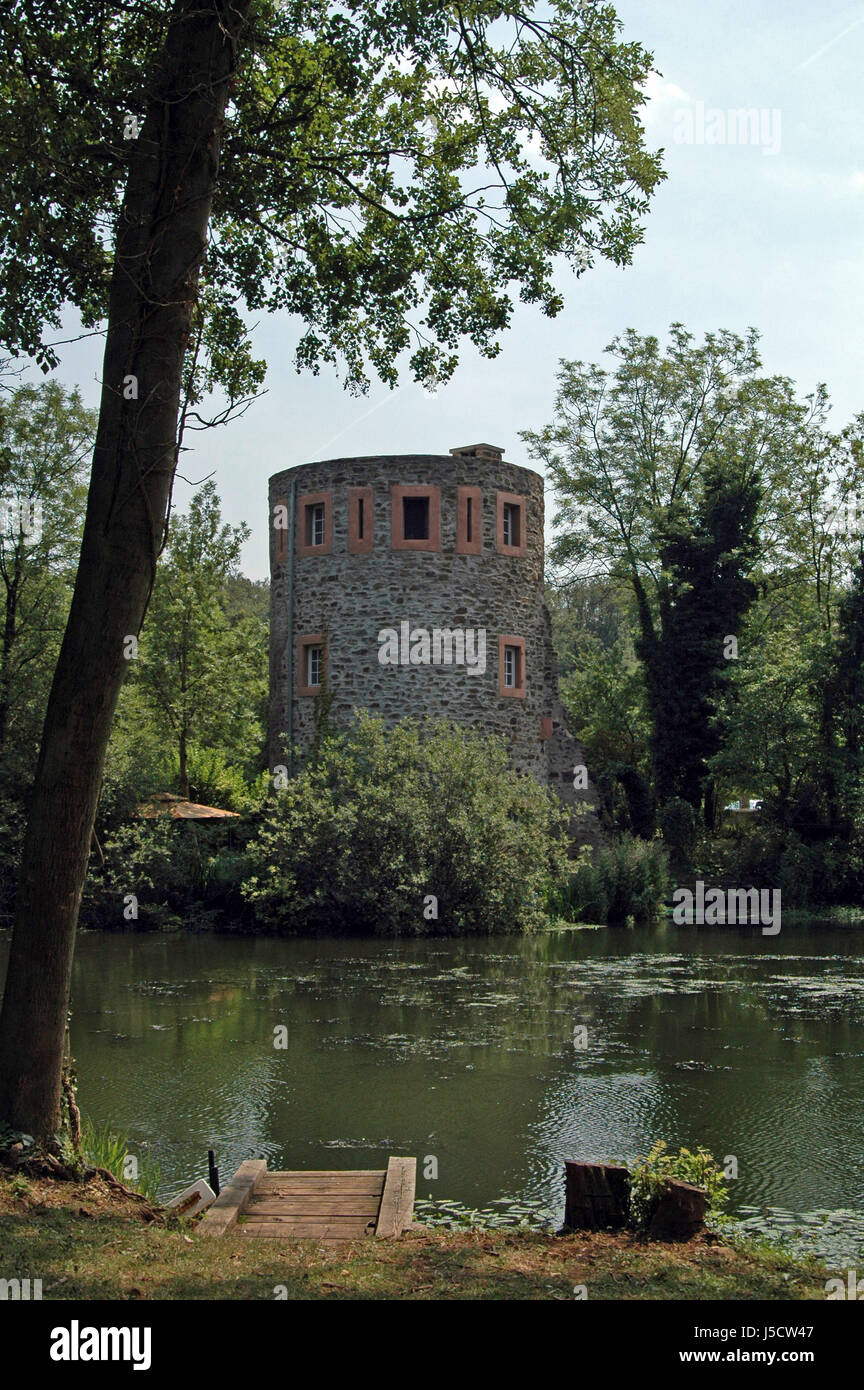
[1,922,863,1259]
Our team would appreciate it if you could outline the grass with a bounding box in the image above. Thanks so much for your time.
[0,1170,832,1301]
[80,1119,163,1203]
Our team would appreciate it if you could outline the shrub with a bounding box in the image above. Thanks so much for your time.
[81,815,248,930]
[627,1141,730,1232]
[658,797,698,860]
[242,714,570,935]
[549,834,668,925]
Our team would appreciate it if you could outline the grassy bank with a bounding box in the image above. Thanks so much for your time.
[0,1171,830,1301]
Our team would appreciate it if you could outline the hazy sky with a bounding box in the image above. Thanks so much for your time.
[39,1,864,579]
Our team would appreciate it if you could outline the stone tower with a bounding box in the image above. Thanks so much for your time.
[268,443,601,846]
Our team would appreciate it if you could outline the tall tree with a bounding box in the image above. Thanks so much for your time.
[0,0,663,1141]
[0,383,92,756]
[524,325,820,820]
[645,467,761,820]
[134,481,265,793]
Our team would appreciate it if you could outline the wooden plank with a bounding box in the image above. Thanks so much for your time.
[244,1213,373,1228]
[257,1175,384,1186]
[267,1170,386,1179]
[256,1186,383,1199]
[198,1159,267,1237]
[241,1222,373,1240]
[375,1157,416,1238]
[257,1174,385,1185]
[247,1198,381,1217]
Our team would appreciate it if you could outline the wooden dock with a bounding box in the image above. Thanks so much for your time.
[199,1157,416,1244]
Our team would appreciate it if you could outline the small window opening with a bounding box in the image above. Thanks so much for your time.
[403,495,430,540]
[306,502,326,547]
[307,644,323,687]
[504,645,520,688]
[502,502,521,549]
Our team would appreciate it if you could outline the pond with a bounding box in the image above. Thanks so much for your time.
[3,922,864,1262]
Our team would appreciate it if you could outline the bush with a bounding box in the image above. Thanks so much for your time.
[81,815,249,930]
[241,714,570,935]
[658,797,698,860]
[548,834,668,925]
[627,1141,730,1232]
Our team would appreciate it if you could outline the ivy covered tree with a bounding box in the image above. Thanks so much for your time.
[0,0,663,1143]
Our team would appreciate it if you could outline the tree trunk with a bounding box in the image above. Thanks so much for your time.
[0,0,251,1141]
[647,1179,708,1242]
[562,1160,631,1231]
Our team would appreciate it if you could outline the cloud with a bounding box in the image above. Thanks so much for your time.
[639,72,691,127]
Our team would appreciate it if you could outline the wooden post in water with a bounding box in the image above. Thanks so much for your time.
[563,1161,631,1231]
[208,1148,220,1197]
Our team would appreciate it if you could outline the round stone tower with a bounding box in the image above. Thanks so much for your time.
[268,443,601,845]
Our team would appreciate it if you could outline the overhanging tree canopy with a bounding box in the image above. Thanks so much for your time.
[2,0,663,392]
[0,0,664,1144]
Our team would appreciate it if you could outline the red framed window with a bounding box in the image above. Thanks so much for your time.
[391,485,441,551]
[348,486,374,553]
[298,634,326,695]
[297,491,333,556]
[496,491,527,557]
[498,635,526,698]
[456,486,482,554]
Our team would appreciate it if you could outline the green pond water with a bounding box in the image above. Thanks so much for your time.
[3,922,864,1263]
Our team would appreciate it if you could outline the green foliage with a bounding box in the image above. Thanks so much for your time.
[658,798,699,860]
[527,325,821,818]
[81,1118,162,1204]
[0,382,93,922]
[0,1,663,393]
[132,481,267,789]
[596,762,656,839]
[243,714,570,935]
[0,382,92,759]
[559,632,651,775]
[546,834,668,925]
[627,1141,730,1232]
[169,746,267,816]
[82,814,249,930]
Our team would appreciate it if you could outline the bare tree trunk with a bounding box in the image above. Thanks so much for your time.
[0,0,251,1141]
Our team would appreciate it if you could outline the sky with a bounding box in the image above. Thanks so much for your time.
[35,0,864,580]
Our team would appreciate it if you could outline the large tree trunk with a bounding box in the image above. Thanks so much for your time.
[0,0,251,1141]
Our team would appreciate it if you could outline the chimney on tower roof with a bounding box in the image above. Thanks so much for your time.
[449,443,505,462]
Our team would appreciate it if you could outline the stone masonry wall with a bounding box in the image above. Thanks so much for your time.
[268,450,602,848]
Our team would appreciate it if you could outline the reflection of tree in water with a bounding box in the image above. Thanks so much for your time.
[63,929,864,1233]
